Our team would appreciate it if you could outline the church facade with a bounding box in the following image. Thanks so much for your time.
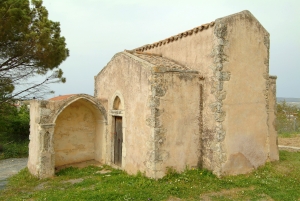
[28,10,278,179]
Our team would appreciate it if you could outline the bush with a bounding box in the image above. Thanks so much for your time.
[0,102,29,159]
[0,103,30,142]
[0,141,29,159]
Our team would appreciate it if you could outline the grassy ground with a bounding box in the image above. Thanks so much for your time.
[278,132,299,138]
[0,151,299,201]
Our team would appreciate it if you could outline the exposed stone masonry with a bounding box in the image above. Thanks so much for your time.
[263,34,271,160]
[208,20,231,175]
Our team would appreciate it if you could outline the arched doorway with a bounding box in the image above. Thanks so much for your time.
[112,96,123,166]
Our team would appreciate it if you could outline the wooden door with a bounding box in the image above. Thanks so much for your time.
[114,116,122,166]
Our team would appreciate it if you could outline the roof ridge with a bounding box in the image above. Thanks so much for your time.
[125,50,162,57]
[125,50,192,71]
[134,21,215,52]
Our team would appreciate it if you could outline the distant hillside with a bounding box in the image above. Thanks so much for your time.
[277,97,300,103]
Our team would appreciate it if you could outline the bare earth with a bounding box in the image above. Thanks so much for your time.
[278,135,300,147]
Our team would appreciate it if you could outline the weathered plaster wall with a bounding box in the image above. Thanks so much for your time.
[152,72,202,178]
[215,11,274,175]
[28,100,41,176]
[140,19,221,174]
[54,101,96,167]
[268,76,279,161]
[138,10,278,176]
[95,52,153,176]
[28,100,56,178]
[139,25,214,73]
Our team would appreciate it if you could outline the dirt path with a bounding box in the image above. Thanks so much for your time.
[0,158,27,190]
[278,135,300,147]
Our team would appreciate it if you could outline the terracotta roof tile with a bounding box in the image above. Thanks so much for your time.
[134,21,215,52]
[49,94,75,101]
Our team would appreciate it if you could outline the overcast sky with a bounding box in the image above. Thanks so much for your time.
[42,0,300,98]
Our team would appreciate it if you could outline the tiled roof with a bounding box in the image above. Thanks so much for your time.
[49,94,75,101]
[129,51,190,71]
[134,21,215,52]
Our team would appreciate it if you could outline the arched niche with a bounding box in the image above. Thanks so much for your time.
[53,97,106,168]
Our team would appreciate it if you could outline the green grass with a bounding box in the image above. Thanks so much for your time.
[1,151,300,201]
[278,132,300,138]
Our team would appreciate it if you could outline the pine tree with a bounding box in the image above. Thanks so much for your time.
[0,0,69,104]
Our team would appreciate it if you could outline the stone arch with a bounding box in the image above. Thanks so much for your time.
[28,94,107,178]
[53,97,106,168]
[51,95,107,124]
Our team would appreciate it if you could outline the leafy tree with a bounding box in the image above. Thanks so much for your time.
[0,0,69,105]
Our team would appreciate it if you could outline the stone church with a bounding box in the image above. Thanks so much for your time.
[28,10,278,179]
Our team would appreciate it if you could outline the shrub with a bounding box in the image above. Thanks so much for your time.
[0,102,29,159]
[0,103,30,143]
[0,141,29,159]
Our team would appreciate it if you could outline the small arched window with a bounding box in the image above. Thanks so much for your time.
[113,96,122,110]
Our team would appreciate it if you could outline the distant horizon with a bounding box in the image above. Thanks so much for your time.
[277,97,300,99]
[277,97,300,103]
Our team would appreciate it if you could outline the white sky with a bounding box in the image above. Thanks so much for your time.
[42,0,300,98]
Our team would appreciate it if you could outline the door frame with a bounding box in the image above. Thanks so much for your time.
[111,109,125,167]
[110,91,126,168]
[113,116,123,166]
